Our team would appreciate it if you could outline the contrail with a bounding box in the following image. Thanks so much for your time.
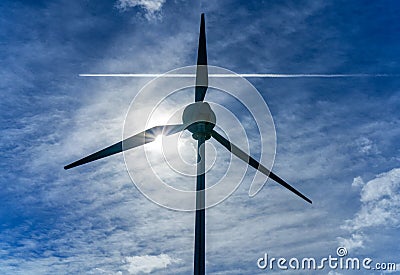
[79,73,398,78]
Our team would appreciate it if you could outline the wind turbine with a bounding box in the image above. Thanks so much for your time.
[65,13,312,275]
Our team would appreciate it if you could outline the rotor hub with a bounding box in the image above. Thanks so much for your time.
[182,102,216,140]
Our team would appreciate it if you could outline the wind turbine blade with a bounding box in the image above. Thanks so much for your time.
[64,124,185,170]
[210,130,312,204]
[195,13,208,102]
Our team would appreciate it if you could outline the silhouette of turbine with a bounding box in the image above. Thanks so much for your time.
[65,13,312,275]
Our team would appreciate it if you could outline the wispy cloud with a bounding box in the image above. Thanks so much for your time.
[115,0,166,20]
[124,254,181,274]
[355,136,380,155]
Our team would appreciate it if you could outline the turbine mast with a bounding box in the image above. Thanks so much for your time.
[194,135,206,275]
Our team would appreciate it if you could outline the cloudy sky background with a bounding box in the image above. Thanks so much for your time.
[1,0,400,274]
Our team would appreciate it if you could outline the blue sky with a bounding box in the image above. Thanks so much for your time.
[1,0,400,274]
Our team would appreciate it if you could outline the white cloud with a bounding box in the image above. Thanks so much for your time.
[360,169,400,203]
[115,0,166,20]
[337,233,364,250]
[339,168,400,250]
[124,254,180,274]
[351,176,364,188]
[381,263,400,273]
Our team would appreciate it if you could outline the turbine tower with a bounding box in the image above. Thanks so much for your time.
[64,13,312,275]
